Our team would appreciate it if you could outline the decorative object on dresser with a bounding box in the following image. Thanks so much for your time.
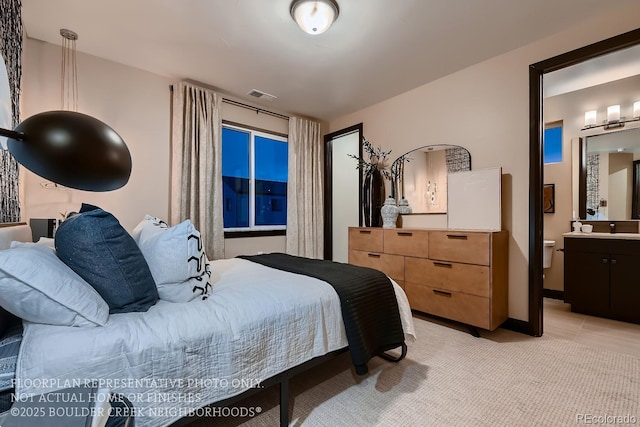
[349,227,509,335]
[380,196,399,228]
[447,167,502,231]
[349,136,392,227]
[397,196,412,214]
[362,167,385,227]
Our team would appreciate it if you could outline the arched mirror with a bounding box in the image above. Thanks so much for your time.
[391,144,471,214]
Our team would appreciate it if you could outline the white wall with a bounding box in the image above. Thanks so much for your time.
[328,3,640,321]
[21,39,316,258]
[22,38,172,231]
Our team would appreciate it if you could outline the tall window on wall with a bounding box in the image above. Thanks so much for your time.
[544,122,563,165]
[222,124,288,235]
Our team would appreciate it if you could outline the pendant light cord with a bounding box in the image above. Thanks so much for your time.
[60,29,78,111]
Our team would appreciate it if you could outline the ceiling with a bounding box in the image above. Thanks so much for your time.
[545,44,640,98]
[21,0,639,121]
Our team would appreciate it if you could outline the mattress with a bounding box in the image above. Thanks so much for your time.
[16,258,415,427]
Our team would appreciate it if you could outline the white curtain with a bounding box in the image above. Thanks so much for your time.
[170,81,224,259]
[286,117,323,258]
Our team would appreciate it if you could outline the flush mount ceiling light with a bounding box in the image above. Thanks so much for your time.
[290,0,339,35]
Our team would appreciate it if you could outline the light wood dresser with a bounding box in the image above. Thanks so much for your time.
[348,227,509,331]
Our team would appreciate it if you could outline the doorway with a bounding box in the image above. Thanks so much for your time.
[323,123,363,261]
[529,28,640,337]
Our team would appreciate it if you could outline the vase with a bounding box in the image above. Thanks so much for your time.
[381,197,399,228]
[363,169,384,227]
[397,197,412,214]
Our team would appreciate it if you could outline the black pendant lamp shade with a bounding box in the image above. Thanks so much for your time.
[1,110,132,191]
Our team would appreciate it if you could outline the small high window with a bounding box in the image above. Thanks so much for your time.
[544,123,563,165]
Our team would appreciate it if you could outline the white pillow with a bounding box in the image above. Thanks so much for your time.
[0,243,109,326]
[134,215,215,302]
[35,237,56,248]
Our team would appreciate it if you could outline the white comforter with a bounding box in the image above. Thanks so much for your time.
[16,258,416,427]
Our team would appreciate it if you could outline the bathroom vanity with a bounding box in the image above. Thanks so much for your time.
[563,232,640,324]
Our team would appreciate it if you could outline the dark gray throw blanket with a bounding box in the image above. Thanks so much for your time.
[238,253,405,375]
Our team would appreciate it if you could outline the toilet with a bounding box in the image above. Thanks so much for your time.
[543,240,556,268]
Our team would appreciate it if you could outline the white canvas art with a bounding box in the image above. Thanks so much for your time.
[447,167,502,230]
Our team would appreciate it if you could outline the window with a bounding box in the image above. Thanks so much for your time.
[222,125,288,233]
[544,123,563,165]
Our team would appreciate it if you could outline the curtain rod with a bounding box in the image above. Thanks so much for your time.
[222,98,289,121]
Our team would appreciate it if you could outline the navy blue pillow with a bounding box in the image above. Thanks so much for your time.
[55,206,158,314]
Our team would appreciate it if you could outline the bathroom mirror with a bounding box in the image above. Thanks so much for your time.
[391,144,471,214]
[578,127,640,220]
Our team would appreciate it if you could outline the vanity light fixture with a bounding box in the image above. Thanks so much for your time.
[581,101,640,131]
[290,0,339,35]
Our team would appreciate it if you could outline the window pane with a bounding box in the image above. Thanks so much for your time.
[255,136,288,182]
[222,128,250,178]
[255,136,288,226]
[544,126,562,164]
[222,128,250,227]
[255,180,287,226]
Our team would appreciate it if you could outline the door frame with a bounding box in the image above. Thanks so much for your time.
[528,28,640,336]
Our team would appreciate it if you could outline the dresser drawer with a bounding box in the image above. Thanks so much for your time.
[348,228,383,252]
[405,282,490,329]
[429,231,490,265]
[349,250,404,282]
[405,257,490,297]
[383,229,429,257]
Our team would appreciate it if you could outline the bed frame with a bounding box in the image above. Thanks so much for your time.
[172,343,407,427]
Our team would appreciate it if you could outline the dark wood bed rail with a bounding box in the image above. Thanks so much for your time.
[0,222,27,228]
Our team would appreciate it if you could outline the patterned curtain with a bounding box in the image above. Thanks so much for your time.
[170,81,225,259]
[286,117,323,258]
[0,0,22,222]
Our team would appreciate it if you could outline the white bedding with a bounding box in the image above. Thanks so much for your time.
[16,258,416,427]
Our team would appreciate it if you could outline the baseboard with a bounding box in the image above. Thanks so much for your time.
[543,289,564,300]
[501,317,532,336]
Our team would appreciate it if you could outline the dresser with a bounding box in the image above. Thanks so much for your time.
[348,227,509,331]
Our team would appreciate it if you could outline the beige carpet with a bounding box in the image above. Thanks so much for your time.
[188,315,639,426]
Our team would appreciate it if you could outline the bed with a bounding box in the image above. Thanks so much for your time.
[0,213,416,427]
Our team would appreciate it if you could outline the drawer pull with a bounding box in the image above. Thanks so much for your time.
[367,253,381,258]
[359,230,372,234]
[433,262,452,268]
[433,290,452,297]
[397,232,413,237]
[446,234,468,240]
